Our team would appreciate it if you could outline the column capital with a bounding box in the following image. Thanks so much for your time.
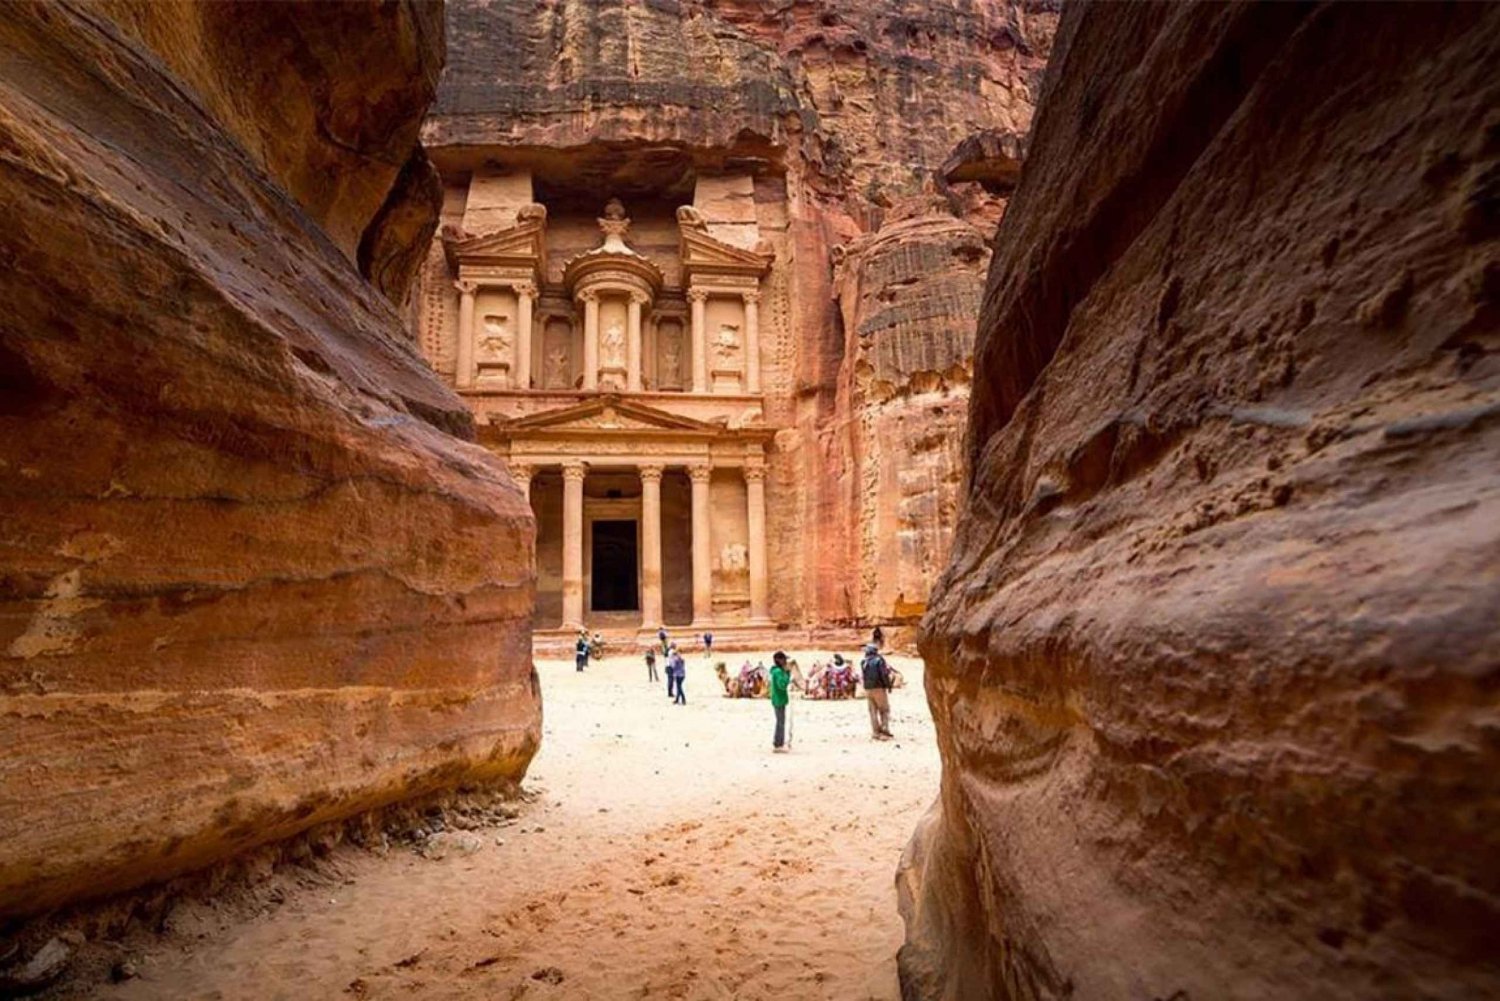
[638,463,665,483]
[742,289,762,305]
[513,280,538,298]
[686,287,711,304]
[629,290,651,306]
[509,462,533,482]
[743,465,766,484]
[687,464,712,484]
[562,461,588,483]
[578,288,600,304]
[454,279,479,295]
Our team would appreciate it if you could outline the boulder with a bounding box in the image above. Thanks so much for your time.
[0,0,538,921]
[905,3,1500,999]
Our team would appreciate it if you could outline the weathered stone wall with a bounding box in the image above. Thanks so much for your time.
[0,1,538,920]
[423,0,1056,630]
[903,3,1500,998]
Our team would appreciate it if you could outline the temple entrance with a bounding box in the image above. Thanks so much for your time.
[590,519,639,612]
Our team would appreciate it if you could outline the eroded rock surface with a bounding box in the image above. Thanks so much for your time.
[904,3,1500,999]
[0,1,538,920]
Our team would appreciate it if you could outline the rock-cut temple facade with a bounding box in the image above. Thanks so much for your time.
[416,174,782,641]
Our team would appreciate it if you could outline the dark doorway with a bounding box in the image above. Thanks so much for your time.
[591,520,639,611]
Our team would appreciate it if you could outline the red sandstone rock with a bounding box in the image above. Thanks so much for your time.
[0,1,537,920]
[903,3,1500,999]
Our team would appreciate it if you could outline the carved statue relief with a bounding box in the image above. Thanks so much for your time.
[543,319,572,389]
[719,542,749,573]
[714,323,741,366]
[479,313,511,359]
[662,335,682,385]
[602,319,626,368]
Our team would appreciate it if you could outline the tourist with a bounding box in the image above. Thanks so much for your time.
[668,645,687,705]
[770,651,793,752]
[702,630,714,656]
[645,646,659,684]
[574,630,589,673]
[872,624,885,650]
[861,642,894,740]
[657,625,669,654]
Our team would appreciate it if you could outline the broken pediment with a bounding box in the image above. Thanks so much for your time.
[444,212,546,272]
[679,224,773,282]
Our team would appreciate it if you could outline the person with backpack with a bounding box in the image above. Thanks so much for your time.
[574,630,589,673]
[668,645,687,705]
[861,642,894,740]
[769,651,793,752]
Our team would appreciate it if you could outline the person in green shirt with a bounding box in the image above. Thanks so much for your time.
[770,651,793,752]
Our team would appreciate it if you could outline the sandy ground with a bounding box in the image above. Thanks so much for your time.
[99,652,938,1000]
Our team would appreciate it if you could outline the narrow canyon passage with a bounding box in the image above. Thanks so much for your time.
[99,655,936,1001]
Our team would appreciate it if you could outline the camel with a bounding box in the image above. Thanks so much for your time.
[804,656,906,698]
[714,659,805,699]
[716,661,767,698]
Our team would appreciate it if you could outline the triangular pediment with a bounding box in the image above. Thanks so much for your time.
[497,395,720,435]
[680,227,773,277]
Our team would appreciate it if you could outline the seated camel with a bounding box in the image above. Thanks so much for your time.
[715,661,768,698]
[804,659,859,700]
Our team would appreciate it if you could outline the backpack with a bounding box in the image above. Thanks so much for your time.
[862,654,888,690]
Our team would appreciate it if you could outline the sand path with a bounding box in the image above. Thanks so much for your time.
[101,652,937,1000]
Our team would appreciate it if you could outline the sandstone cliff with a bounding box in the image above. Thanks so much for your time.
[0,0,537,921]
[832,205,989,627]
[423,0,1054,629]
[903,3,1500,999]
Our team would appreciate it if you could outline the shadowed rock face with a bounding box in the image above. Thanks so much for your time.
[0,1,538,919]
[903,3,1500,1000]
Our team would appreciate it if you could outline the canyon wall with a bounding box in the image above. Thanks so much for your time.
[0,0,538,920]
[421,0,1055,631]
[903,3,1500,1000]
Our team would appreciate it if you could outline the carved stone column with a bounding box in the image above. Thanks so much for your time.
[455,279,478,389]
[626,292,645,393]
[689,463,712,625]
[639,464,664,629]
[745,464,769,622]
[515,281,535,391]
[562,461,586,628]
[581,290,600,391]
[688,288,709,394]
[743,289,761,394]
[511,462,534,503]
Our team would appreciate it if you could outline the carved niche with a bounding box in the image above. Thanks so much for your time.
[656,319,685,391]
[543,317,574,389]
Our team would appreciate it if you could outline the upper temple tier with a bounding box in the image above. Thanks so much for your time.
[425,184,773,405]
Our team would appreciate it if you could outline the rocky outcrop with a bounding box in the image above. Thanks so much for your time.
[902,3,1500,999]
[0,0,538,921]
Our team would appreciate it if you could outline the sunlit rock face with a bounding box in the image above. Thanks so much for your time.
[0,1,538,920]
[419,0,1056,634]
[901,3,1500,999]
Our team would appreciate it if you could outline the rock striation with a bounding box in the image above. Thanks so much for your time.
[903,3,1500,999]
[0,0,538,921]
